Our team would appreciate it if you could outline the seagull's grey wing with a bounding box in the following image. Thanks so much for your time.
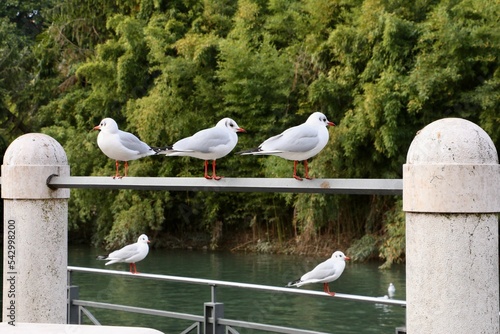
[301,259,336,281]
[118,130,152,154]
[108,243,140,261]
[260,125,319,153]
[173,128,230,153]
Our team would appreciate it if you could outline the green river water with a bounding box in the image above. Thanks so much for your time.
[66,246,406,334]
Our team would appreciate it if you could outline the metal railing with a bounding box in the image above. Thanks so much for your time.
[50,176,403,333]
[67,266,406,334]
[39,175,405,333]
[47,176,403,195]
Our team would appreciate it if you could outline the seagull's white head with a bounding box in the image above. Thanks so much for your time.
[217,118,246,133]
[306,112,335,127]
[93,118,119,133]
[331,250,350,261]
[137,234,150,244]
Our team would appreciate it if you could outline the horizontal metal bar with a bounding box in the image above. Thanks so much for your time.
[73,299,204,322]
[68,266,406,307]
[219,318,330,334]
[74,299,328,334]
[48,176,402,195]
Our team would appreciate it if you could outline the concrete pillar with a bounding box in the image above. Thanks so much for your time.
[2,133,70,324]
[403,118,499,333]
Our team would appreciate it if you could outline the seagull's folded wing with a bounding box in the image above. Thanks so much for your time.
[108,243,139,261]
[119,130,151,154]
[173,128,230,153]
[301,259,336,282]
[261,125,319,153]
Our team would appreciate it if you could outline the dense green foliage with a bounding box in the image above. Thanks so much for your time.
[1,0,499,267]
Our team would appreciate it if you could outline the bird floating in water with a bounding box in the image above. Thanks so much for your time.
[287,250,349,296]
[239,112,335,180]
[93,118,157,178]
[97,234,150,274]
[388,283,396,298]
[156,118,245,180]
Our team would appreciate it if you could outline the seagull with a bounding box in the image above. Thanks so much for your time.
[287,250,350,296]
[97,234,150,274]
[93,117,157,178]
[156,118,245,180]
[388,283,396,298]
[239,112,335,180]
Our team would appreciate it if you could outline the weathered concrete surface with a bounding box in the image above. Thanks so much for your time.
[404,118,499,334]
[2,133,70,323]
[0,322,164,333]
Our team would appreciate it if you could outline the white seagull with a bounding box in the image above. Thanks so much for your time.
[157,118,245,180]
[93,117,157,178]
[239,112,335,180]
[97,234,150,274]
[388,283,396,298]
[287,250,350,296]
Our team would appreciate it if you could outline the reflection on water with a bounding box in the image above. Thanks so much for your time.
[68,246,406,333]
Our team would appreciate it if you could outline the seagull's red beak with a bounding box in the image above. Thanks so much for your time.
[345,256,351,261]
[237,127,246,133]
[93,125,101,131]
[327,121,335,127]
[147,240,151,243]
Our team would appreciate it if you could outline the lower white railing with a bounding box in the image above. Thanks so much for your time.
[67,266,406,334]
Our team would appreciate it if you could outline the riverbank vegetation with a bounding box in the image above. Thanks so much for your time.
[1,0,499,268]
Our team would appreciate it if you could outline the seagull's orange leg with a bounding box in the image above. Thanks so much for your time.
[129,263,139,274]
[113,161,123,179]
[323,283,335,296]
[304,160,313,180]
[212,160,222,180]
[293,161,303,181]
[204,160,211,179]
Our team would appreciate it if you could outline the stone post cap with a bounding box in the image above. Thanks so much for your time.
[403,118,500,213]
[406,118,498,165]
[2,133,70,199]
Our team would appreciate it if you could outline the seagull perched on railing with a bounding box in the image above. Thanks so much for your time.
[155,118,245,180]
[97,234,150,274]
[238,112,335,180]
[93,118,157,178]
[287,251,350,296]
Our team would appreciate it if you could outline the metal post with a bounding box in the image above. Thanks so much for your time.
[403,118,500,333]
[204,302,225,334]
[2,133,70,324]
[67,286,80,324]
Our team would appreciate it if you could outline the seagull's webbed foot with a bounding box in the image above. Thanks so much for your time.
[323,283,335,296]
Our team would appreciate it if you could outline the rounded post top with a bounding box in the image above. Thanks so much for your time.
[2,133,70,199]
[407,118,498,165]
[3,133,68,166]
[404,118,500,213]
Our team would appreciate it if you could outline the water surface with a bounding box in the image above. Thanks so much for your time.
[68,246,406,333]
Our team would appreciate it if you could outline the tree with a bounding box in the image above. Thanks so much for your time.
[1,0,498,265]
